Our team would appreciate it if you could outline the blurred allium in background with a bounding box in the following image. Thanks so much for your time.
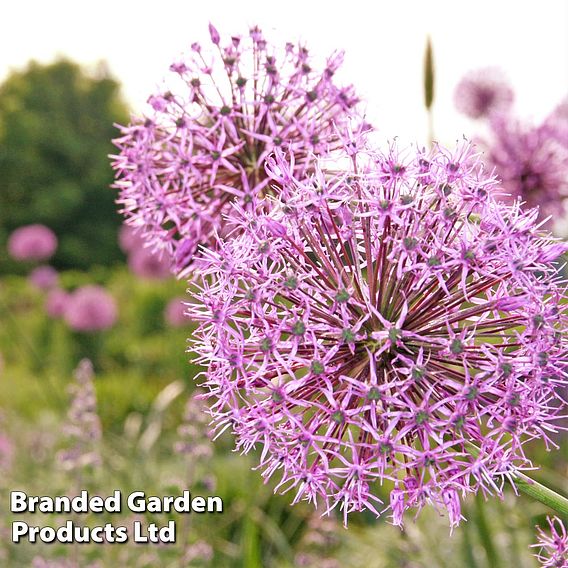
[7,224,57,262]
[454,67,514,119]
[482,114,568,224]
[45,288,70,319]
[28,265,58,291]
[127,246,171,280]
[188,137,568,527]
[111,23,365,277]
[164,297,188,327]
[454,69,568,228]
[64,285,117,332]
[532,516,568,568]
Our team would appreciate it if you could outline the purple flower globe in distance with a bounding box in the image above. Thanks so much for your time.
[45,288,70,319]
[454,67,514,120]
[29,265,59,291]
[118,224,146,254]
[127,246,171,280]
[164,297,188,327]
[8,224,57,262]
[484,115,568,225]
[64,285,117,332]
[532,516,568,568]
[188,137,568,527]
[112,23,366,277]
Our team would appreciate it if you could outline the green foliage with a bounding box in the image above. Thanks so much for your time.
[0,58,129,273]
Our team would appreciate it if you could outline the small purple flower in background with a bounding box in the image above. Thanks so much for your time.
[57,359,102,472]
[64,285,117,332]
[188,137,567,527]
[454,67,514,119]
[7,224,57,262]
[118,224,145,254]
[112,23,365,277]
[45,288,70,319]
[532,516,568,567]
[482,115,568,225]
[164,297,188,327]
[127,246,171,280]
[28,265,58,291]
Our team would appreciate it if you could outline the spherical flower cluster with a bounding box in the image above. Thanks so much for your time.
[7,224,57,262]
[188,140,568,527]
[164,297,188,327]
[532,516,568,568]
[482,115,568,225]
[454,68,514,119]
[112,23,364,277]
[127,246,171,280]
[64,285,117,332]
[45,288,70,319]
[118,224,145,254]
[29,265,58,290]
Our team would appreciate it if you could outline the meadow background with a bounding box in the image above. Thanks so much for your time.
[0,1,567,566]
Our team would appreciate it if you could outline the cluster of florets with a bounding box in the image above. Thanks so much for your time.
[187,138,568,527]
[532,516,568,568]
[482,115,568,223]
[112,23,364,277]
[454,69,568,226]
[454,67,514,119]
[8,224,57,262]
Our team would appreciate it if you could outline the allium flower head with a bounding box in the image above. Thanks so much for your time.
[127,246,171,280]
[7,224,57,262]
[29,265,58,290]
[454,67,514,119]
[188,138,568,526]
[64,285,117,332]
[164,297,188,327]
[532,516,568,568]
[45,288,70,319]
[118,224,145,253]
[483,115,568,224]
[112,23,365,277]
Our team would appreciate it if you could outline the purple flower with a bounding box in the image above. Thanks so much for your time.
[164,297,188,327]
[28,265,58,291]
[118,224,145,253]
[112,23,365,277]
[45,288,70,319]
[64,285,117,332]
[188,138,567,526]
[454,67,514,119]
[127,246,171,280]
[482,115,568,225]
[532,516,568,567]
[57,359,102,472]
[7,224,57,262]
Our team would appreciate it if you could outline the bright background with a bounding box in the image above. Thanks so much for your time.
[3,0,567,144]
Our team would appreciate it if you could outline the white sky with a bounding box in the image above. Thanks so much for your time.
[2,1,567,146]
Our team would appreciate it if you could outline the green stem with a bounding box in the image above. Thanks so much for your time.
[512,471,568,516]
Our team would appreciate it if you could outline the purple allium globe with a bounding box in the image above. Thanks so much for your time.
[7,224,57,262]
[164,297,188,327]
[454,67,514,119]
[482,115,568,225]
[118,224,145,254]
[111,23,365,277]
[64,285,117,332]
[532,516,568,568]
[29,265,58,291]
[45,288,70,319]
[127,246,171,280]
[188,139,568,527]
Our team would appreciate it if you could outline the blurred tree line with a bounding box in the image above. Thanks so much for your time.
[0,58,129,273]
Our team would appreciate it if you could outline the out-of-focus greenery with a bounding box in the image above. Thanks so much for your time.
[0,270,565,567]
[0,59,129,273]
